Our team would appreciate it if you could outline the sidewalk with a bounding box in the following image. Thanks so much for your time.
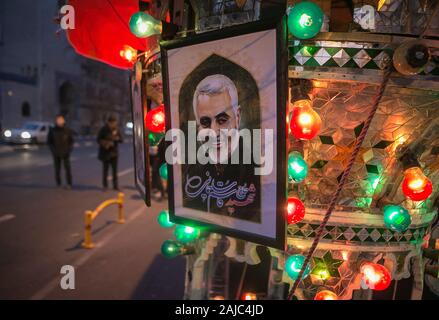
[31,191,186,300]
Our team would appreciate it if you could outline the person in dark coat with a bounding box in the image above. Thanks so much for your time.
[150,136,166,201]
[47,114,74,188]
[97,115,123,191]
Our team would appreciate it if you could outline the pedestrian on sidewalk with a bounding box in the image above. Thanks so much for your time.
[97,115,123,191]
[47,114,74,189]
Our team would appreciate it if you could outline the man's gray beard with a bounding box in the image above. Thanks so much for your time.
[206,132,240,165]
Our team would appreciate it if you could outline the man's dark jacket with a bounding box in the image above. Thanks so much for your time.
[47,126,74,157]
[97,125,122,161]
[182,139,261,223]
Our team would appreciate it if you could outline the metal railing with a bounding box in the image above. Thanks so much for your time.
[82,193,125,249]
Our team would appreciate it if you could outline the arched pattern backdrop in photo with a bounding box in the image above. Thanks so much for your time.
[178,54,261,132]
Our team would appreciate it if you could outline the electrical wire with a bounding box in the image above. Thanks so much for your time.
[105,0,146,48]
[420,0,439,39]
[235,263,248,300]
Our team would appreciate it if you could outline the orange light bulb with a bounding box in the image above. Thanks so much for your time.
[120,45,137,63]
[289,99,321,140]
[401,167,432,201]
[241,292,257,300]
[314,290,338,300]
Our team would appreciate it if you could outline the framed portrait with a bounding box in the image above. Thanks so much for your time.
[130,71,151,206]
[160,18,287,249]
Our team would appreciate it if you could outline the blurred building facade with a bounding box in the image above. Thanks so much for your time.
[0,0,131,135]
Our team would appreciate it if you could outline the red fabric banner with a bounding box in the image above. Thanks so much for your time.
[67,0,157,69]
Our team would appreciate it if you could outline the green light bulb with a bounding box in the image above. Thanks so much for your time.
[288,1,324,39]
[157,210,174,229]
[318,269,330,280]
[365,175,382,197]
[148,131,164,147]
[159,163,168,180]
[129,12,162,38]
[161,239,183,259]
[285,254,311,280]
[313,262,330,280]
[383,205,411,233]
[288,151,308,183]
[174,224,200,244]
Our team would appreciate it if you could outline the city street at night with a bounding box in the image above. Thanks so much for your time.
[0,142,185,299]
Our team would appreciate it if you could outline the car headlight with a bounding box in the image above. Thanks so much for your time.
[21,131,31,139]
[4,130,11,138]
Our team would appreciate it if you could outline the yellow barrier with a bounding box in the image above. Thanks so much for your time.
[82,192,125,249]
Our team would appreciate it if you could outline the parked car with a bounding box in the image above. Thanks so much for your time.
[2,121,52,144]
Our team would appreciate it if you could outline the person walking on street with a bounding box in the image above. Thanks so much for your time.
[97,115,123,191]
[47,114,74,189]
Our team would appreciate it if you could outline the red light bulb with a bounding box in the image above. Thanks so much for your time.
[287,197,306,224]
[241,292,257,300]
[289,99,321,140]
[145,104,166,133]
[314,290,338,300]
[401,167,432,201]
[360,262,391,291]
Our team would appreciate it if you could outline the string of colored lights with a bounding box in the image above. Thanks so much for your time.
[128,1,436,299]
[286,61,394,300]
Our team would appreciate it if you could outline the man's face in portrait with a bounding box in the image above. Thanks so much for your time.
[194,89,241,161]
